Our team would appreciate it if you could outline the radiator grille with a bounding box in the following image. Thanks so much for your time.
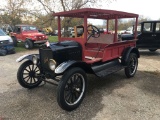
[39,48,53,71]
[0,40,9,46]
[37,36,45,40]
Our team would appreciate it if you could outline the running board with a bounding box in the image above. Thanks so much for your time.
[91,59,124,77]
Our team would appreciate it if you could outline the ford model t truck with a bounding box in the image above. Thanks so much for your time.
[11,24,48,49]
[16,8,139,111]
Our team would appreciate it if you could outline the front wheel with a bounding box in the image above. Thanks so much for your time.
[125,53,138,78]
[17,60,42,89]
[57,67,87,111]
[24,39,34,49]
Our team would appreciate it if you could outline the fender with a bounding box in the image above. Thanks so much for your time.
[26,38,32,41]
[55,60,92,74]
[16,54,39,62]
[121,47,140,65]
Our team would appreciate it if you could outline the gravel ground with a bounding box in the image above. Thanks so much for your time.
[0,49,160,120]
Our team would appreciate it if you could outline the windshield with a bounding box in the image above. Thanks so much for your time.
[137,26,141,31]
[0,29,7,36]
[126,26,141,32]
[21,26,38,31]
[126,27,133,31]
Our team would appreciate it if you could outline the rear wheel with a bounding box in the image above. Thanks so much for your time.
[125,53,138,78]
[57,67,87,111]
[24,39,34,49]
[149,49,157,52]
[17,61,42,89]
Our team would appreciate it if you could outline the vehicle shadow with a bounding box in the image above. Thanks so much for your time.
[0,71,135,120]
[139,49,160,56]
[137,70,160,96]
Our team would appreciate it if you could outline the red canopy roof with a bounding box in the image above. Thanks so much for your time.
[54,8,138,19]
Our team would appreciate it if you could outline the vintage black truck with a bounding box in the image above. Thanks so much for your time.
[121,20,160,52]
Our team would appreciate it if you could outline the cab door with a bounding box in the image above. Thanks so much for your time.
[137,22,154,48]
[14,26,23,41]
[154,22,160,48]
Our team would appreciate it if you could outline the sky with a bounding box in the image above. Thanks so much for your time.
[1,0,159,26]
[1,0,159,20]
[106,0,159,20]
[90,0,160,25]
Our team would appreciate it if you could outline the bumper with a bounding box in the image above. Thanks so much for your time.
[34,40,48,44]
[0,43,15,54]
[6,46,15,54]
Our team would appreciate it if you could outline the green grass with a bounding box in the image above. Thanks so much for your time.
[15,36,58,53]
[15,42,27,52]
[48,36,58,42]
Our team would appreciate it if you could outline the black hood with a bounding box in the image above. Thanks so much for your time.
[39,40,82,69]
[49,40,82,51]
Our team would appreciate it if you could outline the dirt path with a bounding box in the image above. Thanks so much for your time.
[0,50,38,93]
[0,49,160,120]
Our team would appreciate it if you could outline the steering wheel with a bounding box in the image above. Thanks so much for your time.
[87,25,100,38]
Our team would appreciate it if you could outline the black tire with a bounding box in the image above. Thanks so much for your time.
[11,36,17,47]
[57,67,87,111]
[0,49,7,56]
[7,49,15,54]
[10,50,16,54]
[125,53,138,78]
[24,39,34,49]
[17,60,42,89]
[149,49,157,52]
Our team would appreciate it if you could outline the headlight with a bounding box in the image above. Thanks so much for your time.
[49,59,56,71]
[32,55,38,65]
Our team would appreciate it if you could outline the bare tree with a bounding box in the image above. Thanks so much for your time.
[0,0,116,29]
[58,0,117,33]
[35,0,116,27]
[58,0,116,11]
[0,0,29,26]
